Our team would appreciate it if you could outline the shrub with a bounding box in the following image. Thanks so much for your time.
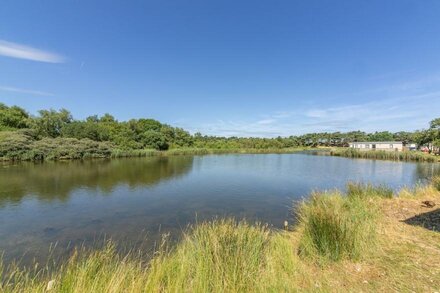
[0,131,113,161]
[31,138,113,160]
[297,191,377,262]
[0,130,35,159]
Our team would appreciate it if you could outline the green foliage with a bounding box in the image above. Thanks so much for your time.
[368,131,394,142]
[298,191,377,262]
[32,108,73,138]
[0,130,35,159]
[139,130,169,150]
[61,121,111,141]
[430,117,440,130]
[0,103,29,129]
[0,131,112,161]
[30,138,113,160]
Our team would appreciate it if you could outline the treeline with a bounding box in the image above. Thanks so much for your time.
[0,103,439,161]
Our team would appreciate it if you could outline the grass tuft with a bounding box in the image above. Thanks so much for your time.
[145,219,270,292]
[297,191,377,262]
[346,182,394,199]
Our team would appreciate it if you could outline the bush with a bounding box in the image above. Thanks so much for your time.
[31,138,113,160]
[0,131,113,161]
[0,130,35,159]
[139,130,169,150]
[297,191,377,261]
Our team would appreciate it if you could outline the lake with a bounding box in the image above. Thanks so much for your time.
[1,153,439,264]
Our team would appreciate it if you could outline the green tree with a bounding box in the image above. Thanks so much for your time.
[140,130,168,150]
[368,131,394,141]
[429,118,440,130]
[32,109,73,138]
[0,103,29,130]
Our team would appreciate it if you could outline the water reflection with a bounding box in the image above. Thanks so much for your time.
[0,156,194,206]
[415,163,440,182]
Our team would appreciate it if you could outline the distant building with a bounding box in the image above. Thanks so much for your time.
[348,141,403,151]
[406,143,417,151]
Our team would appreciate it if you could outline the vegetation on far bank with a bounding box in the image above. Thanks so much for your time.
[1,103,440,161]
[1,179,439,292]
[329,147,440,162]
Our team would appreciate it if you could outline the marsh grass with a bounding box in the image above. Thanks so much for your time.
[297,191,377,262]
[347,182,394,199]
[145,219,270,292]
[331,148,437,162]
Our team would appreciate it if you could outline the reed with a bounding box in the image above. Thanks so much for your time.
[346,182,394,199]
[330,148,437,162]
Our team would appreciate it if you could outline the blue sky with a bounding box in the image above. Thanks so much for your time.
[1,1,440,137]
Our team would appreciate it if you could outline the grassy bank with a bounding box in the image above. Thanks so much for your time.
[0,146,311,162]
[1,181,440,292]
[111,147,311,157]
[330,147,439,162]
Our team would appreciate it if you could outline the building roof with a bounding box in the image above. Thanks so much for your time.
[349,141,403,144]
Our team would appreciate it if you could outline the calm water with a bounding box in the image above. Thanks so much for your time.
[1,153,439,264]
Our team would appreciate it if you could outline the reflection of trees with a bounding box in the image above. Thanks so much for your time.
[0,156,194,205]
[414,163,440,181]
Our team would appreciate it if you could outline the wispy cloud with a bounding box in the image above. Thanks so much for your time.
[184,90,440,137]
[256,119,276,125]
[0,85,54,96]
[0,40,65,63]
[174,74,440,137]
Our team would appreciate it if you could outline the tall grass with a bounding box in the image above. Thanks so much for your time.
[347,182,394,199]
[297,191,377,262]
[330,148,437,162]
[145,219,270,292]
[0,220,274,293]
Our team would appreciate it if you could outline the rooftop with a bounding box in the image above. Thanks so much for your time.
[349,141,403,144]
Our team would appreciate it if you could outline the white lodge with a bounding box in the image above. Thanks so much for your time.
[348,141,403,151]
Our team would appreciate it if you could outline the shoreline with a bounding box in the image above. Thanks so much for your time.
[2,146,439,164]
[328,147,440,162]
[0,147,315,162]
